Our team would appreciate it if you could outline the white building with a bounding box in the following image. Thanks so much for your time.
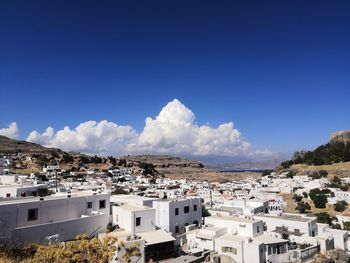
[205,215,264,237]
[328,189,350,204]
[43,165,62,178]
[0,184,48,198]
[187,215,288,263]
[0,191,110,245]
[110,194,157,207]
[336,213,350,228]
[111,204,156,234]
[106,202,176,262]
[0,157,11,175]
[152,197,202,236]
[254,213,318,239]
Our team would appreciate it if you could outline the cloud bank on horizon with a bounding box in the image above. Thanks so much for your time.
[1,99,272,158]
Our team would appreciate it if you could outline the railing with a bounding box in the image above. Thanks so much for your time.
[300,245,319,262]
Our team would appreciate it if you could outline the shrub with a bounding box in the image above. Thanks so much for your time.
[293,194,303,202]
[296,201,311,213]
[316,212,334,225]
[334,201,348,212]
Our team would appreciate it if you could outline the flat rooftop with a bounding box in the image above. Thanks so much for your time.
[116,204,154,212]
[0,190,109,205]
[255,214,315,222]
[138,229,175,245]
[254,234,288,244]
[110,194,158,203]
[208,215,258,223]
[216,233,252,242]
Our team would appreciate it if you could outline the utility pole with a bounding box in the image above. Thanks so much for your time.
[55,170,58,193]
[210,184,213,208]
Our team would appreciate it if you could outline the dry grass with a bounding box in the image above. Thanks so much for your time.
[279,192,349,216]
[291,161,350,177]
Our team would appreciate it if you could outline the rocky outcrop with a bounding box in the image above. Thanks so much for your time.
[330,130,350,144]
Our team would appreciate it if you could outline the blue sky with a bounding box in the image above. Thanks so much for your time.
[0,0,349,158]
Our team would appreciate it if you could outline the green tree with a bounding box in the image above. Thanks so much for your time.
[293,194,303,202]
[332,223,341,229]
[118,159,127,167]
[343,222,350,231]
[316,212,333,225]
[334,201,348,212]
[296,201,311,213]
[309,188,329,209]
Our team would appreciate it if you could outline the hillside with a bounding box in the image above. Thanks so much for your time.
[0,135,64,154]
[289,161,350,177]
[0,136,261,181]
[279,130,350,176]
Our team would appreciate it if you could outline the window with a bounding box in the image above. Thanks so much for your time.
[222,247,237,254]
[257,226,260,233]
[136,217,141,226]
[28,208,38,221]
[6,193,10,198]
[194,204,197,211]
[99,200,106,209]
[175,226,179,233]
[175,208,179,216]
[87,202,92,209]
[184,206,190,213]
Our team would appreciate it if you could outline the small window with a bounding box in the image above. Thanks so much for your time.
[175,226,179,233]
[175,208,179,215]
[6,193,10,198]
[257,226,260,233]
[99,200,106,209]
[222,246,236,254]
[87,201,92,209]
[28,208,38,221]
[136,217,141,226]
[184,206,190,213]
[194,204,197,211]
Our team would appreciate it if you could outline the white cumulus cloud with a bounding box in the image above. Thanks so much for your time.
[27,121,137,155]
[24,99,254,157]
[0,122,19,139]
[128,99,250,156]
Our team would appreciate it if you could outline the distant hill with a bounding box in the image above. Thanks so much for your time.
[207,159,284,171]
[0,135,65,154]
[0,136,263,181]
[123,154,204,169]
[0,136,209,179]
